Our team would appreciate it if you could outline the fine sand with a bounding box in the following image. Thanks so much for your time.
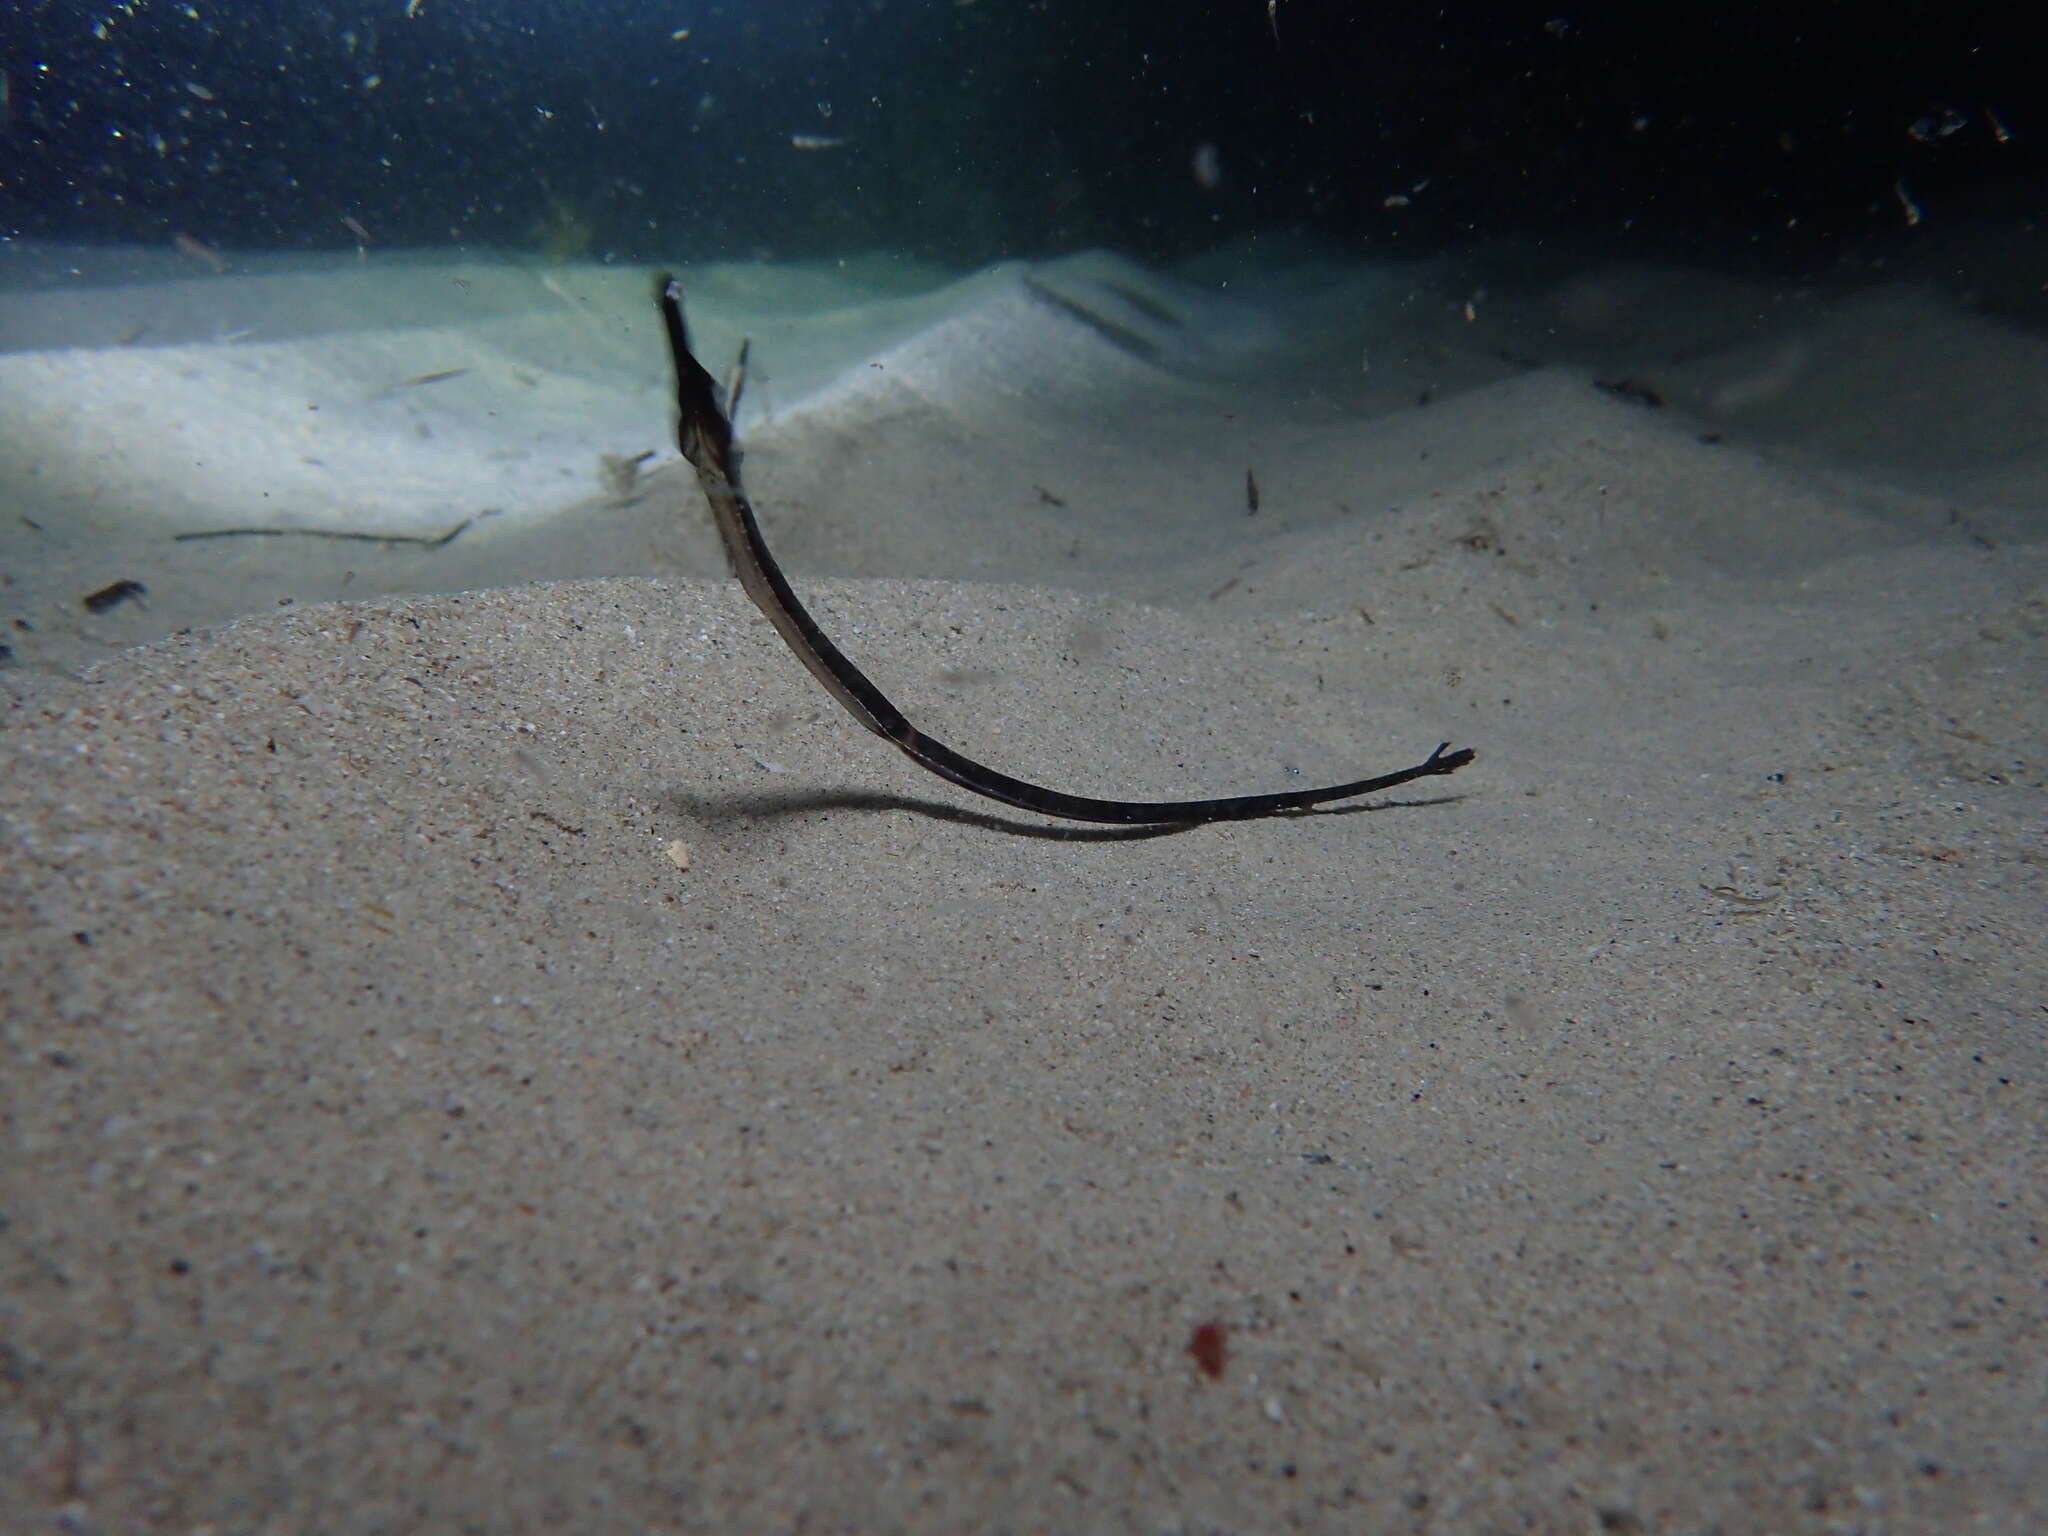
[2,242,2043,1532]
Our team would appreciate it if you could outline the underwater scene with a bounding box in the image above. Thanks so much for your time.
[3,1,2043,1530]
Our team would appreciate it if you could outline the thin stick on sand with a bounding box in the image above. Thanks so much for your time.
[656,272,1474,825]
[173,511,494,549]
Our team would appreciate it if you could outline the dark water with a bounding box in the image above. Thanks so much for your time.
[2,0,2038,276]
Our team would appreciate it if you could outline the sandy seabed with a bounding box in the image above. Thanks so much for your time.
[1,240,2042,1532]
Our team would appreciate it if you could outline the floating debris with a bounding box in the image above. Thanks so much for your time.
[1893,177,1923,227]
[172,233,227,274]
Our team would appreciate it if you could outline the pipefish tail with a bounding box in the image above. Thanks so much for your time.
[655,272,1474,825]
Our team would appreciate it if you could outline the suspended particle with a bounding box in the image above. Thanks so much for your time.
[1893,178,1923,227]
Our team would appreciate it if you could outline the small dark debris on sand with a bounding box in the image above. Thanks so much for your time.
[82,579,148,614]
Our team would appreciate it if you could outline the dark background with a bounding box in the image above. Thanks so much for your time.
[0,0,2037,273]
